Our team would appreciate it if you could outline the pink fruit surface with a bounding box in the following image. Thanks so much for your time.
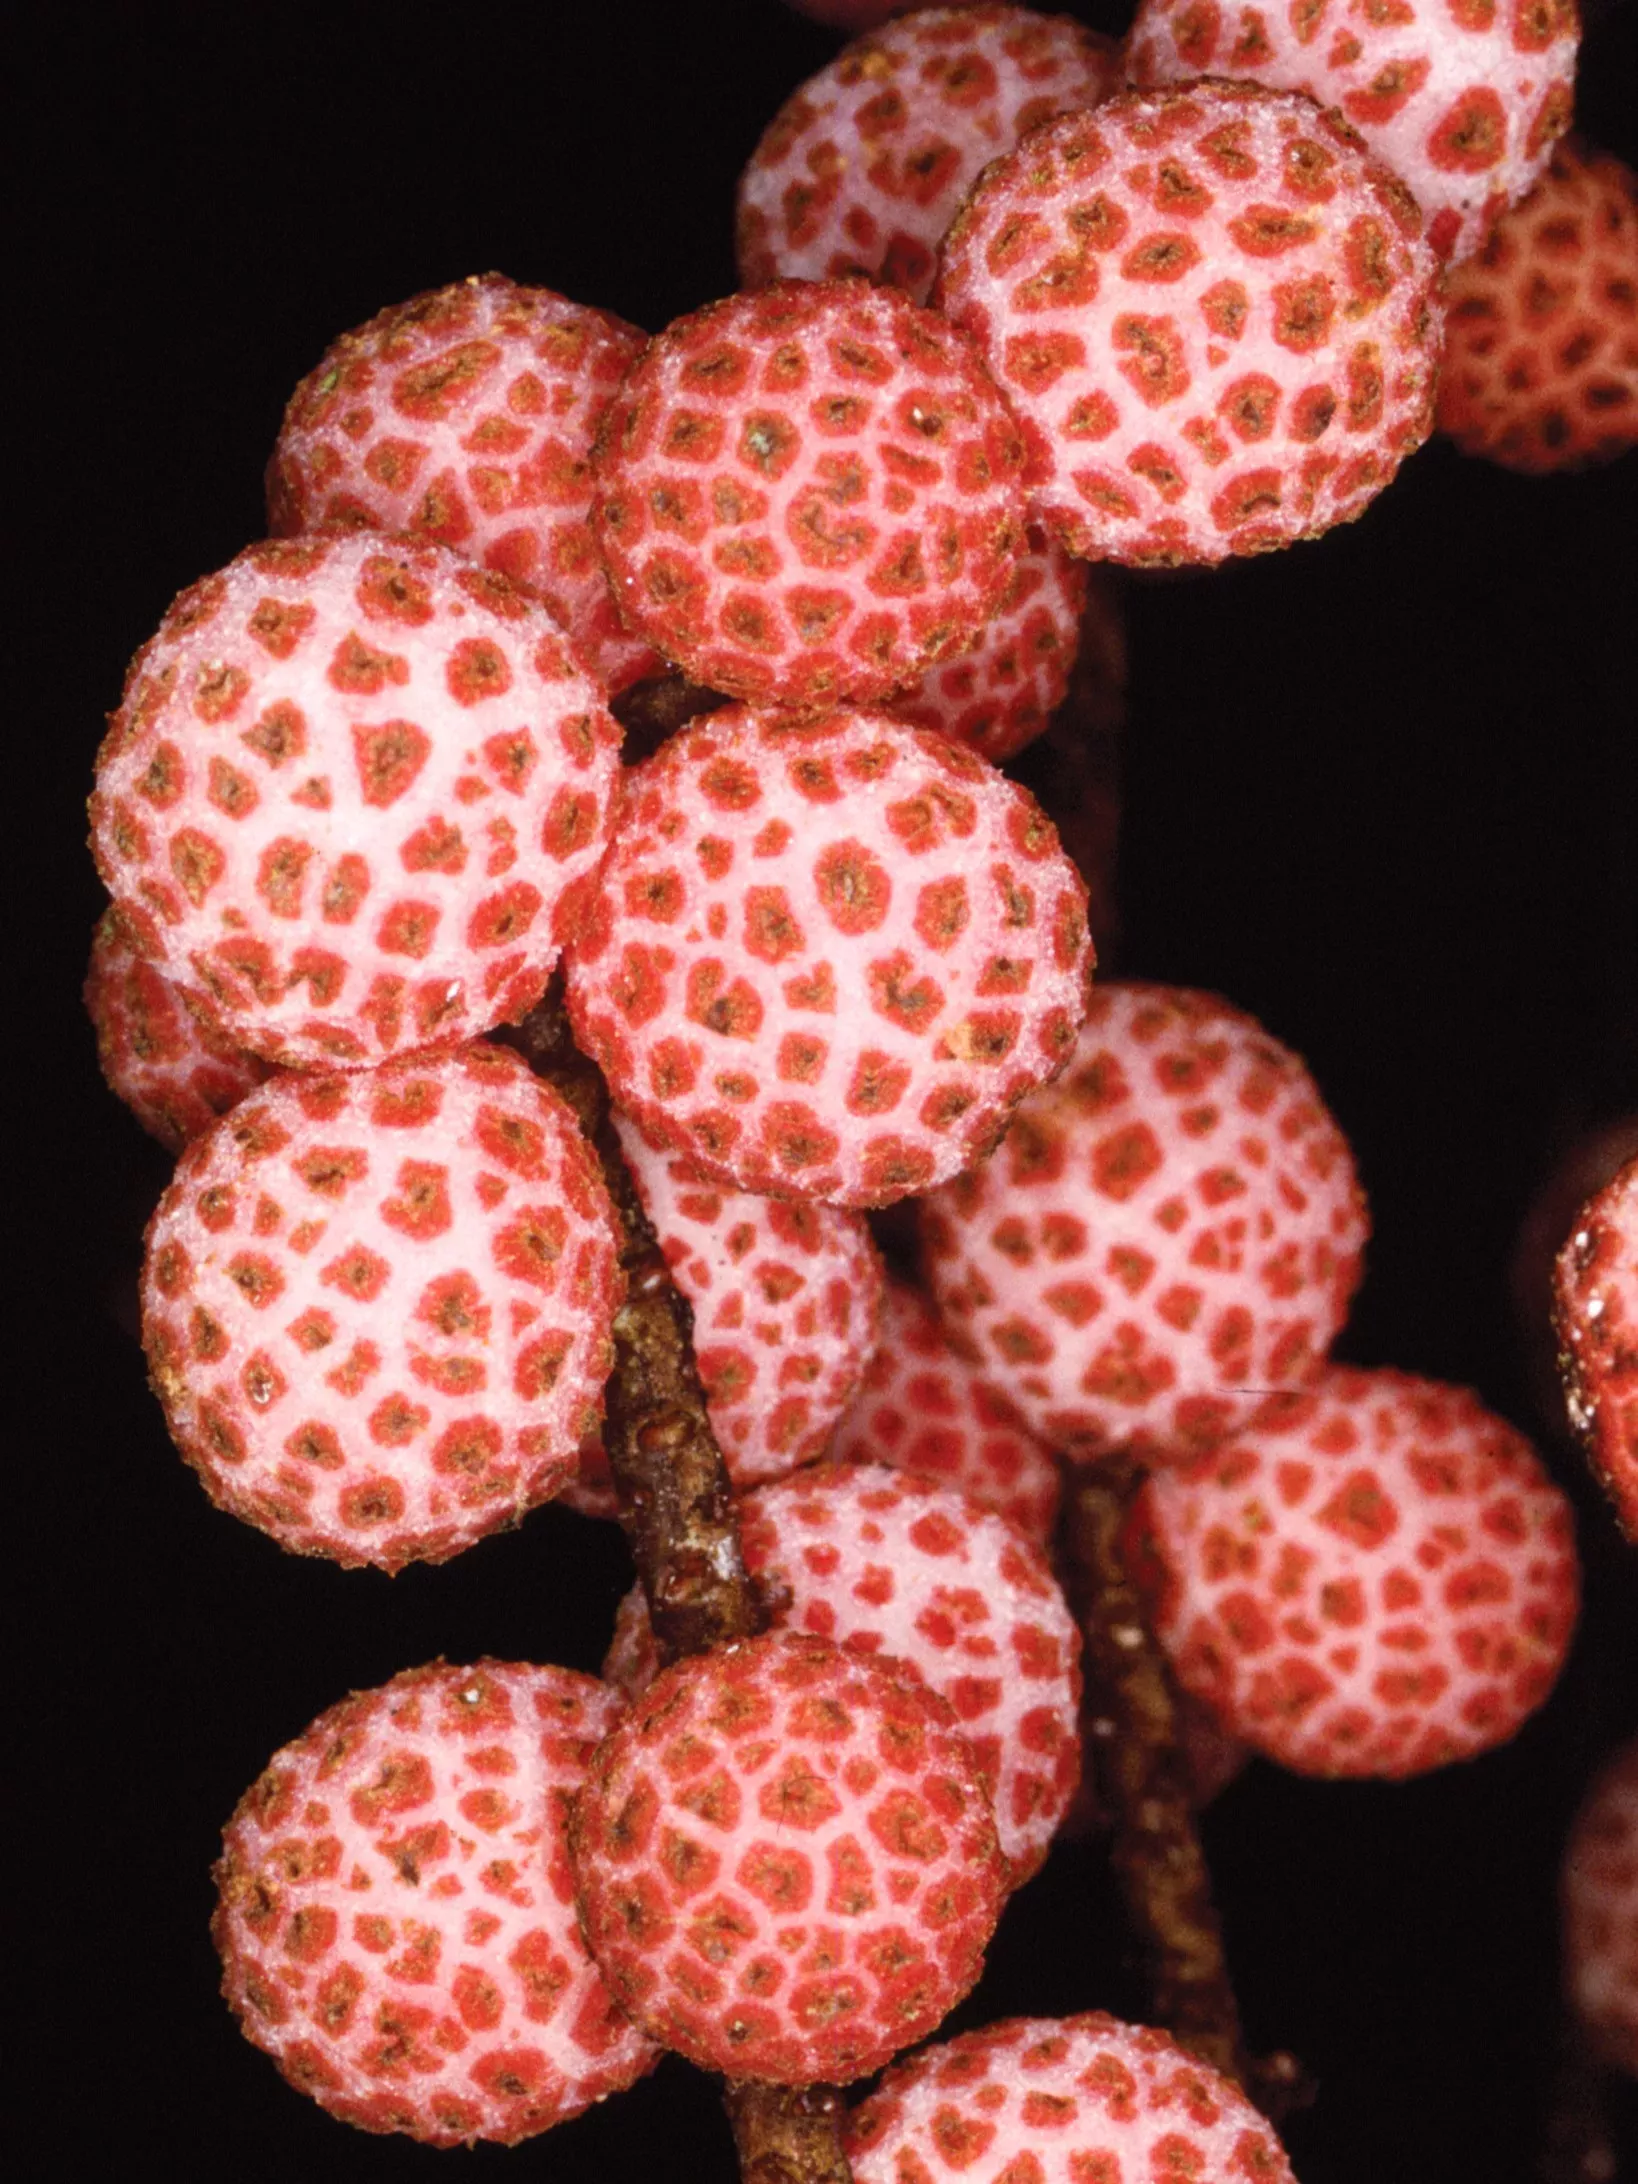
[90,535,622,1070]
[590,279,1028,708]
[846,2009,1295,2181]
[604,1463,1081,1879]
[1439,139,1638,471]
[1137,1365,1579,1777]
[1563,1735,1638,2076]
[569,1630,1006,2083]
[739,6,1118,305]
[213,1660,657,2145]
[830,1276,1062,1539]
[564,705,1093,1207]
[267,273,661,690]
[934,84,1442,566]
[918,982,1367,1464]
[85,904,273,1152]
[1127,0,1579,267]
[1553,1151,1638,1539]
[140,1043,622,1570]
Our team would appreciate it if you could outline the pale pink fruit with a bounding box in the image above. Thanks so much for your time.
[1563,1735,1638,2076]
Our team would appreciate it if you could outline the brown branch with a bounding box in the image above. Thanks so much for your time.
[725,2082,854,2184]
[1065,1458,1307,2118]
[610,667,731,766]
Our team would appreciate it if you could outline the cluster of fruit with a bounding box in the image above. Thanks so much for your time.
[82,1,1633,2174]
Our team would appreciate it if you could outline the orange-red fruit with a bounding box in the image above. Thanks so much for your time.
[90,535,623,1071]
[591,280,1029,709]
[1137,1366,1579,1777]
[213,1660,657,2145]
[268,273,660,690]
[564,705,1093,1208]
[140,1043,622,1570]
[1128,0,1579,268]
[569,1630,1007,2084]
[85,905,272,1152]
[1563,1735,1638,2076]
[831,1277,1062,1539]
[919,982,1367,1464]
[1553,1152,1638,1539]
[739,6,1119,306]
[1438,141,1638,471]
[935,84,1443,566]
[847,2010,1295,2182]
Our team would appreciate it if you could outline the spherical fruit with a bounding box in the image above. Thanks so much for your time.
[213,1660,657,2145]
[141,1043,622,1569]
[1553,1151,1638,1539]
[1563,1735,1638,2076]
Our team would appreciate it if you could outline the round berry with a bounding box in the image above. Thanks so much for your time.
[565,705,1093,1207]
[935,84,1442,567]
[140,1043,621,1570]
[847,2010,1295,2182]
[570,1630,1006,2084]
[738,6,1118,305]
[831,1277,1062,1540]
[1553,1151,1638,1539]
[1137,1366,1579,1777]
[213,1660,657,2146]
[606,1464,1081,1878]
[1128,0,1579,268]
[85,905,272,1152]
[268,273,660,690]
[919,983,1367,1464]
[90,535,622,1070]
[1563,1735,1638,2076]
[591,279,1029,709]
[1438,140,1638,472]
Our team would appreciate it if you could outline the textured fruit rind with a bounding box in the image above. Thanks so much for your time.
[1438,141,1638,472]
[1553,1153,1638,1539]
[604,1463,1081,1879]
[1138,1365,1579,1777]
[90,534,622,1070]
[591,279,1029,709]
[570,1630,1006,2084]
[1128,0,1579,268]
[268,272,661,691]
[738,5,1119,306]
[935,84,1442,566]
[213,1660,657,2146]
[565,704,1093,1208]
[830,1276,1062,1540]
[846,2009,1296,2181]
[140,1043,622,1570]
[918,981,1367,1462]
[1563,1735,1638,2077]
[85,904,273,1152]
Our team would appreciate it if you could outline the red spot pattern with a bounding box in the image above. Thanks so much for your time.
[886,525,1090,762]
[267,273,659,690]
[85,905,272,1152]
[605,1464,1081,1880]
[737,5,1118,306]
[919,982,1367,1462]
[831,1277,1061,1540]
[140,1044,622,1570]
[570,1632,1005,2084]
[846,2010,1294,2182]
[213,1660,656,2146]
[1563,1736,1638,2076]
[562,1112,885,1513]
[1139,1365,1579,1777]
[1438,140,1638,473]
[564,707,1093,1208]
[90,536,621,1070]
[1128,0,1579,268]
[591,280,1029,708]
[934,85,1441,566]
[1553,1152,1638,1539]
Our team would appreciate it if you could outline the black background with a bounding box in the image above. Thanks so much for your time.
[16,2,1638,2178]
